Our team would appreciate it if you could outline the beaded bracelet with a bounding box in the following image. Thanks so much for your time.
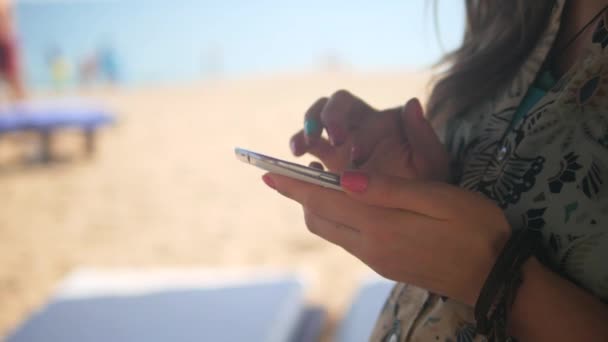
[474,228,540,341]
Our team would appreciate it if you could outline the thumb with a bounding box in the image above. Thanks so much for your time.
[400,98,445,160]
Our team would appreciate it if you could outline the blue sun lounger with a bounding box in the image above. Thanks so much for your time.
[6,269,325,342]
[0,101,114,161]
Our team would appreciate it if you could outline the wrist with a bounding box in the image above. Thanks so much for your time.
[458,230,510,307]
[473,227,536,338]
[506,256,545,337]
[468,221,511,307]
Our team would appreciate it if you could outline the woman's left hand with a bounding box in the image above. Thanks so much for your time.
[262,171,512,306]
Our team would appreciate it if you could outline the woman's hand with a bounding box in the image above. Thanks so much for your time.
[262,171,511,306]
[289,90,451,182]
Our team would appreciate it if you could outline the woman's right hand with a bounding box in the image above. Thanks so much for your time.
[289,90,451,182]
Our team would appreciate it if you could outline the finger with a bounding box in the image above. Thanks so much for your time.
[339,171,460,219]
[307,137,353,171]
[349,108,401,166]
[265,172,408,231]
[308,161,325,170]
[303,97,328,145]
[400,98,446,166]
[305,137,334,164]
[303,209,361,254]
[289,132,344,171]
[290,130,308,156]
[321,90,375,147]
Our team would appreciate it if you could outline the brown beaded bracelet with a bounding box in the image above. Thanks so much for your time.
[474,228,540,341]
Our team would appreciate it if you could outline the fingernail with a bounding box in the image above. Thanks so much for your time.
[327,124,346,146]
[309,161,324,170]
[412,99,424,121]
[350,145,364,165]
[290,139,301,155]
[262,174,276,189]
[304,119,320,136]
[404,98,424,121]
[291,137,308,156]
[340,171,369,193]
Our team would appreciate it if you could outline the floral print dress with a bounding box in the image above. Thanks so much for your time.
[371,1,608,341]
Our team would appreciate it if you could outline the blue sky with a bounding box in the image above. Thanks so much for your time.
[15,0,465,86]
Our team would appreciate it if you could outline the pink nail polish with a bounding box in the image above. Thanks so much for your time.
[262,174,276,189]
[340,171,369,193]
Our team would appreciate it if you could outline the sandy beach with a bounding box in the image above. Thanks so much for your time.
[0,70,430,339]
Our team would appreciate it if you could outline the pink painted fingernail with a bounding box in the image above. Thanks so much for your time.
[327,123,346,146]
[262,174,276,189]
[341,171,369,193]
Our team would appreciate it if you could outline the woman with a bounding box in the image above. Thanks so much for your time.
[0,0,24,100]
[263,0,608,341]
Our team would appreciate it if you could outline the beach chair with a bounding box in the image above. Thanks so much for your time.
[335,277,395,342]
[6,268,325,342]
[0,100,114,162]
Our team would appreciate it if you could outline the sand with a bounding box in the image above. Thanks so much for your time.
[0,70,430,340]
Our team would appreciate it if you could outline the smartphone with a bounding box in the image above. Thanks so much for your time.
[235,147,343,191]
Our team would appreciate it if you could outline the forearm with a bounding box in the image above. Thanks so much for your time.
[508,257,608,341]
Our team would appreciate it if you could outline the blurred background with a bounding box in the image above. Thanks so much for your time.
[0,0,464,340]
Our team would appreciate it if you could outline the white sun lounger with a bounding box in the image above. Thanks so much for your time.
[6,268,324,342]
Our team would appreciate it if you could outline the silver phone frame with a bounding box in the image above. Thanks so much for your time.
[235,147,343,191]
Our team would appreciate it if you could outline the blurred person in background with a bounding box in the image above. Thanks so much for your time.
[78,51,99,86]
[99,45,119,85]
[46,46,70,91]
[263,0,608,341]
[78,45,120,86]
[0,0,24,100]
